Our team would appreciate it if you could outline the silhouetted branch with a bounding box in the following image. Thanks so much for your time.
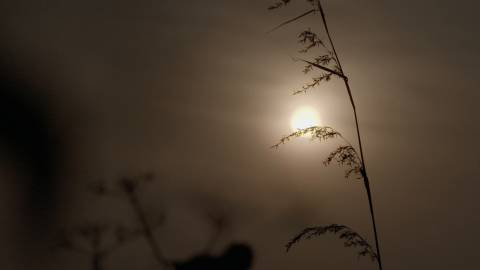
[268,0,318,10]
[56,224,116,270]
[268,0,292,10]
[301,55,333,72]
[272,126,342,148]
[293,73,332,95]
[324,145,362,179]
[203,212,229,253]
[267,9,316,34]
[294,58,345,79]
[86,174,170,269]
[118,177,171,269]
[286,224,377,261]
[100,225,143,254]
[297,29,328,52]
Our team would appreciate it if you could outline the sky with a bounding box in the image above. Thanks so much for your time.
[1,0,480,269]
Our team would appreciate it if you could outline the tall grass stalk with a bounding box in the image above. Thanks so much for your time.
[267,1,383,269]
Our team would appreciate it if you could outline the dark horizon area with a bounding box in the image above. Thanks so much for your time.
[1,1,480,269]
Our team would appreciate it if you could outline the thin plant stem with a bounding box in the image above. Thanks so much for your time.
[267,9,316,33]
[122,181,171,269]
[316,1,383,269]
[91,228,103,270]
[92,252,103,270]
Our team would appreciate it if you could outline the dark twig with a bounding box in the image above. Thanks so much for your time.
[203,212,229,253]
[267,9,316,34]
[294,58,345,78]
[119,178,171,269]
[56,224,113,270]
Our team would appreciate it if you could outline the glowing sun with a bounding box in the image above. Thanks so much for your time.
[290,106,321,131]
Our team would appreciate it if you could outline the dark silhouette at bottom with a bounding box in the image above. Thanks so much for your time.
[175,243,254,270]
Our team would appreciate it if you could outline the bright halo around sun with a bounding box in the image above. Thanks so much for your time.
[290,106,321,131]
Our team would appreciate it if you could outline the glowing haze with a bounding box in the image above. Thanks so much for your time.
[290,106,321,131]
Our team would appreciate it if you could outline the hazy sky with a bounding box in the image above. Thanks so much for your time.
[1,1,480,270]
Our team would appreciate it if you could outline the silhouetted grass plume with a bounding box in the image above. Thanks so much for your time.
[267,1,385,269]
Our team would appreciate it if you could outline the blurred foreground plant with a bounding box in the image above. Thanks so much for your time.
[57,173,237,270]
[89,173,171,268]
